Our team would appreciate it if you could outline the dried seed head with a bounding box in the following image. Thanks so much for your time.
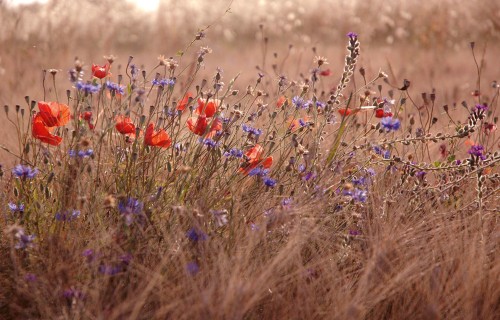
[104,55,116,64]
[314,56,328,66]
[79,138,91,148]
[103,195,116,210]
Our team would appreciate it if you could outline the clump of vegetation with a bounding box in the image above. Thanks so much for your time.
[0,10,499,319]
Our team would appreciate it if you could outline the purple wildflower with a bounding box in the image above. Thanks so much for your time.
[76,81,101,94]
[186,227,208,243]
[242,124,263,136]
[8,202,25,213]
[152,78,176,87]
[117,197,143,226]
[343,188,368,203]
[199,137,219,148]
[186,261,200,275]
[25,273,37,282]
[14,228,35,249]
[55,209,81,222]
[263,177,277,187]
[224,148,244,158]
[468,145,486,160]
[347,32,358,40]
[12,164,38,179]
[380,116,401,132]
[105,81,125,95]
[292,96,305,109]
[475,103,488,112]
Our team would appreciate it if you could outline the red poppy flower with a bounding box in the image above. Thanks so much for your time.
[32,113,62,146]
[239,144,273,174]
[319,69,332,76]
[195,98,219,117]
[338,108,353,116]
[80,111,95,130]
[115,115,135,134]
[38,101,70,127]
[144,123,171,148]
[92,63,110,79]
[177,92,193,111]
[187,115,222,136]
[276,96,287,108]
[375,109,393,118]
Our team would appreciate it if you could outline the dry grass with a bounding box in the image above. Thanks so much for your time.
[0,0,499,319]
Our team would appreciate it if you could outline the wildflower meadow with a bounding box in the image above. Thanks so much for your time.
[0,0,499,319]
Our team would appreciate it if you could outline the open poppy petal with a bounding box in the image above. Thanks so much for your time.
[195,98,219,117]
[92,63,110,79]
[145,123,171,148]
[277,96,287,108]
[177,92,193,111]
[187,115,208,136]
[32,114,62,146]
[38,101,71,127]
[115,115,136,134]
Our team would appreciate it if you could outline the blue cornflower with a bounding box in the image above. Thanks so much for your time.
[55,209,81,222]
[347,32,358,40]
[63,288,84,300]
[199,137,219,148]
[186,261,200,275]
[25,273,37,282]
[105,81,125,95]
[186,227,208,242]
[292,96,305,109]
[241,124,263,136]
[13,228,35,249]
[76,81,101,94]
[117,197,143,226]
[343,188,368,202]
[69,149,93,158]
[349,230,361,236]
[12,164,38,179]
[380,116,401,132]
[83,249,95,263]
[248,167,269,177]
[130,64,138,78]
[263,177,277,187]
[303,171,316,181]
[99,264,122,276]
[8,202,25,213]
[152,78,176,87]
[224,148,244,158]
[282,197,293,206]
[468,145,486,160]
[352,176,367,186]
[316,100,326,109]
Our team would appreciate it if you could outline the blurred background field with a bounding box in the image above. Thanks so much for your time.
[1,1,499,163]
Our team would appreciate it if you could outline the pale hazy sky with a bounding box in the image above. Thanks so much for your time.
[4,0,161,11]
